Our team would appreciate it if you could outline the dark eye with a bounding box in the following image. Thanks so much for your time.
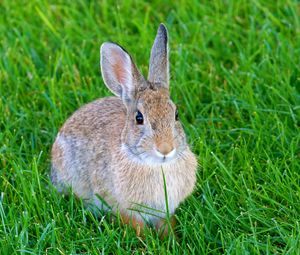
[135,110,144,125]
[175,109,179,121]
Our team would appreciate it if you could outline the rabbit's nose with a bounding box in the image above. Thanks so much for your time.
[157,142,174,156]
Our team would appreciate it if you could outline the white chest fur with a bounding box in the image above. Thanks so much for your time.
[112,158,196,224]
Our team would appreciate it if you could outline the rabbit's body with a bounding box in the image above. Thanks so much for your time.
[51,24,197,235]
[52,96,196,224]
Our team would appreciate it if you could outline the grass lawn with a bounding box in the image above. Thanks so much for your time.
[1,0,300,254]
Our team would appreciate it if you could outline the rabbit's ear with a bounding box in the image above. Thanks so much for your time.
[100,42,145,102]
[148,24,169,89]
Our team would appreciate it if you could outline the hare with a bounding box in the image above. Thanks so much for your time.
[51,24,197,237]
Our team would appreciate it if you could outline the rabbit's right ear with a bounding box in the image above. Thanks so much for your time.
[100,42,145,103]
[148,24,169,89]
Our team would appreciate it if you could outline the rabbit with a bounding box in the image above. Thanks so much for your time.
[51,23,197,237]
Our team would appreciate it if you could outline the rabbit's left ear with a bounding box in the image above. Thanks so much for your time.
[100,42,145,103]
[148,24,169,89]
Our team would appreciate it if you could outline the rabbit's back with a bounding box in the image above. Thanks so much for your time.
[51,97,126,201]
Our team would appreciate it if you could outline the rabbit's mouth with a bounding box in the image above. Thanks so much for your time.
[121,143,178,165]
[154,148,177,162]
[142,148,178,165]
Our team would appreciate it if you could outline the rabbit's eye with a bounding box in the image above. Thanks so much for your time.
[135,110,144,125]
[175,109,179,121]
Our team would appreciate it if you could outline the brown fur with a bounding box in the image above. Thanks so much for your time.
[120,211,145,237]
[156,215,177,239]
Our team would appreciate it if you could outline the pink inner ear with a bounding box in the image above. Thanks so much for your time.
[113,62,126,84]
[111,49,131,86]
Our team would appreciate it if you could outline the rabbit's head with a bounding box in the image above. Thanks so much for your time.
[100,24,189,165]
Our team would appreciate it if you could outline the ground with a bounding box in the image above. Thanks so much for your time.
[0,0,299,254]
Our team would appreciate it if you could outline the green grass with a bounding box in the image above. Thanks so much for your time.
[1,0,300,254]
